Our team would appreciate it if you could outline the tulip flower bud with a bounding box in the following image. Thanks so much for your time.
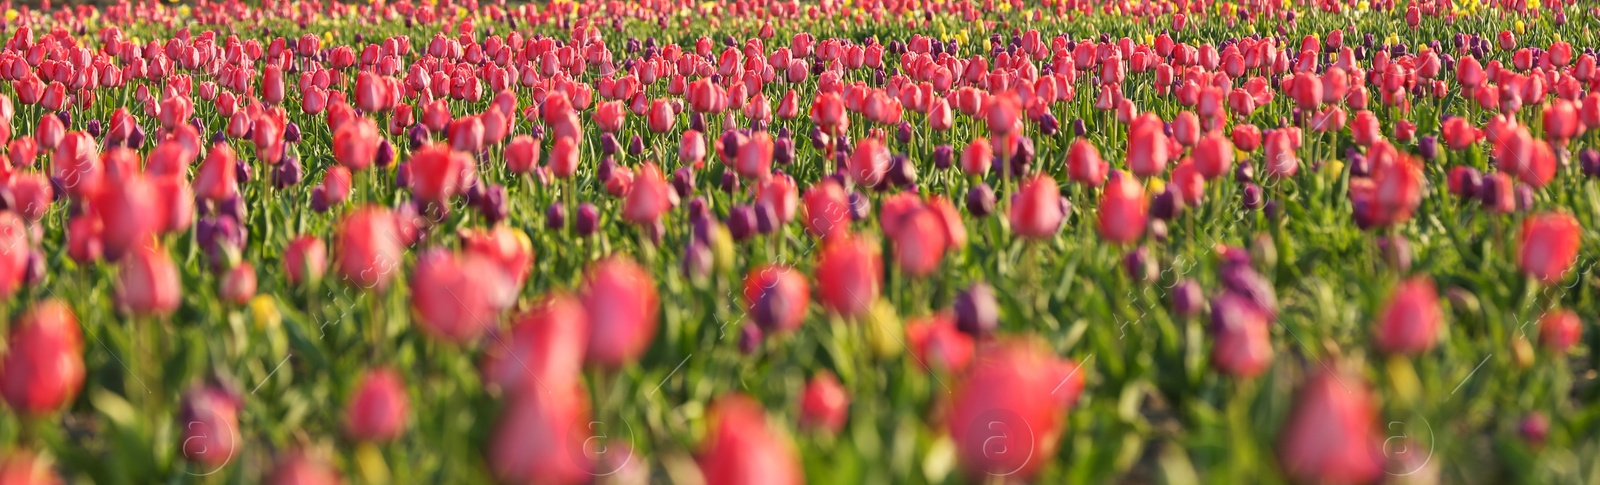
[0,300,84,415]
[1538,310,1582,353]
[178,384,242,468]
[345,368,410,442]
[799,372,849,433]
[581,256,659,367]
[1519,413,1549,446]
[738,324,763,355]
[265,451,342,485]
[953,283,998,338]
[575,203,600,237]
[966,183,996,217]
[1124,246,1157,283]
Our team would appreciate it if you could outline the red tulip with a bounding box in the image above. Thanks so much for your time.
[646,98,675,133]
[9,172,49,223]
[177,385,243,470]
[581,256,659,367]
[755,174,800,225]
[505,135,540,175]
[735,132,774,180]
[321,165,353,206]
[1127,113,1171,177]
[1098,171,1148,244]
[1349,110,1381,146]
[680,130,707,166]
[1231,124,1262,152]
[802,178,851,239]
[0,300,83,416]
[699,394,804,485]
[1172,111,1200,146]
[1543,100,1580,144]
[284,236,328,286]
[623,162,674,224]
[221,262,257,306]
[1442,117,1482,150]
[51,132,101,199]
[335,207,404,291]
[905,313,974,372]
[1519,212,1581,285]
[265,451,343,485]
[1539,310,1582,353]
[1009,174,1065,239]
[34,114,62,151]
[549,136,580,178]
[849,137,890,187]
[1375,277,1441,355]
[929,97,954,131]
[948,339,1081,480]
[960,137,993,176]
[422,99,452,132]
[1278,368,1384,485]
[486,382,592,485]
[66,215,103,265]
[344,368,409,442]
[799,372,849,433]
[194,143,239,202]
[1065,139,1107,187]
[814,235,882,318]
[1210,292,1273,377]
[117,243,181,316]
[0,450,64,485]
[1495,126,1555,189]
[407,144,476,204]
[459,225,535,290]
[447,116,486,154]
[594,100,626,132]
[6,136,35,170]
[333,117,381,171]
[480,292,588,395]
[411,248,516,343]
[811,92,847,131]
[0,212,27,300]
[1258,128,1299,178]
[1192,133,1235,180]
[892,205,951,275]
[1170,159,1205,206]
[777,90,801,119]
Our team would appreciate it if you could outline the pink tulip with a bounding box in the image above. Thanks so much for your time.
[948,339,1081,480]
[480,292,588,395]
[410,248,516,343]
[814,235,882,318]
[344,368,410,442]
[799,372,849,433]
[0,300,83,416]
[581,256,659,367]
[179,384,242,468]
[1278,368,1384,484]
[1009,175,1064,239]
[335,207,404,291]
[1375,277,1441,355]
[117,243,181,316]
[486,383,592,485]
[1097,171,1148,244]
[699,395,804,485]
[1520,212,1581,284]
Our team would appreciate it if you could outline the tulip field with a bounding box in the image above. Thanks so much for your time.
[6,0,1600,482]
